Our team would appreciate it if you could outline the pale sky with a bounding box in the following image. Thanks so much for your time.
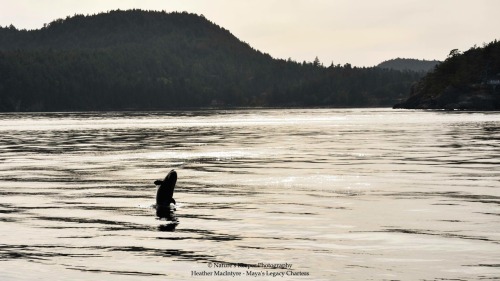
[1,0,499,66]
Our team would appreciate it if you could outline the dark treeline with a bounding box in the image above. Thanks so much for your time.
[395,40,500,110]
[0,10,423,111]
[377,58,441,73]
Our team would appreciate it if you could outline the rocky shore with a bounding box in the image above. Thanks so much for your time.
[394,83,500,110]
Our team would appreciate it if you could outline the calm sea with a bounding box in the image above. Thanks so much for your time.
[0,108,499,280]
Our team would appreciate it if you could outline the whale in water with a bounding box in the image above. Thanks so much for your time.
[154,169,177,219]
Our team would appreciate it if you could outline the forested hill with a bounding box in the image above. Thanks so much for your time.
[377,58,440,72]
[0,10,423,111]
[0,10,255,52]
[394,40,500,110]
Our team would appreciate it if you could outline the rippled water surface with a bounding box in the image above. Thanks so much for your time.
[0,108,499,280]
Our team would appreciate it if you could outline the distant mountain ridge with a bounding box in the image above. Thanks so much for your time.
[377,58,441,72]
[0,10,423,111]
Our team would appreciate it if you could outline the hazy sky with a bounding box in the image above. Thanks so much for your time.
[1,0,499,66]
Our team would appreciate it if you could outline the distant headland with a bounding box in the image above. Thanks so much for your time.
[394,40,500,110]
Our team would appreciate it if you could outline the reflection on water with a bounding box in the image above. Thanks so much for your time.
[0,109,499,280]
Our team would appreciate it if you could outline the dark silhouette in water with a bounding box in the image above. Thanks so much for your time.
[158,223,177,232]
[154,170,178,222]
[155,170,177,205]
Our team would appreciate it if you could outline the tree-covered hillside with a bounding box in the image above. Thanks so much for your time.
[0,10,423,111]
[377,58,440,72]
[394,40,500,110]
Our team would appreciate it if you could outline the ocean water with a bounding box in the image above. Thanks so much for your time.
[0,108,499,280]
